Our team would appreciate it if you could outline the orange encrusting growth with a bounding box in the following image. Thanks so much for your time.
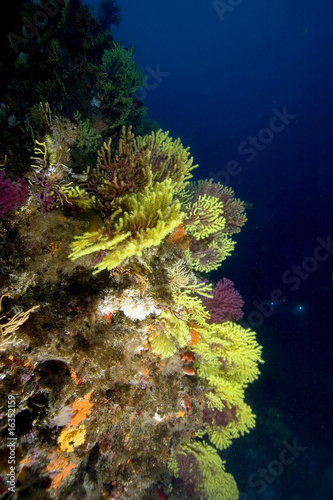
[187,327,200,346]
[68,391,94,428]
[103,311,113,323]
[70,367,80,385]
[46,452,80,491]
[56,392,94,454]
[166,223,186,244]
[49,242,62,255]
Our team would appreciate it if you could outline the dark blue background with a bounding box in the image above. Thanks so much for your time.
[86,1,333,498]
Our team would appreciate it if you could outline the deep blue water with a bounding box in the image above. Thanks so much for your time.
[86,1,333,498]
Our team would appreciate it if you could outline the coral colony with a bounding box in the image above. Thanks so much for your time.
[0,1,263,499]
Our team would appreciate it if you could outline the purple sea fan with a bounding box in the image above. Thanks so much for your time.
[202,278,244,323]
[175,449,203,498]
[0,171,29,218]
[202,403,237,428]
[192,180,247,235]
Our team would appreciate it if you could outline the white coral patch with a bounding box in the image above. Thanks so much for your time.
[96,288,161,322]
[97,290,118,317]
[118,289,161,321]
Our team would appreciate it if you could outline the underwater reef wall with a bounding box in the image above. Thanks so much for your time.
[0,2,263,499]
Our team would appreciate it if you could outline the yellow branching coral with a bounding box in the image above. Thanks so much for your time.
[149,329,177,359]
[68,229,130,266]
[163,313,263,497]
[87,125,196,215]
[149,286,215,358]
[203,399,256,450]
[186,179,247,235]
[180,180,247,272]
[185,232,236,272]
[31,140,70,183]
[195,322,263,389]
[184,194,226,239]
[134,129,198,192]
[59,186,95,210]
[169,440,239,500]
[30,111,77,178]
[149,309,191,358]
[69,178,183,273]
[165,259,214,298]
[174,290,211,326]
[69,126,199,273]
[191,321,263,450]
[30,141,48,172]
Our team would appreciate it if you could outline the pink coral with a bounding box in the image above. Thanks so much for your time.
[202,278,244,323]
[0,171,29,218]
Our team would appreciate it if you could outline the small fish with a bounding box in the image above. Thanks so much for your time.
[183,366,197,376]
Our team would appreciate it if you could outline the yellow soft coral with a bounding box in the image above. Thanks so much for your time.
[169,441,239,500]
[149,309,191,358]
[135,128,197,192]
[193,321,263,450]
[59,186,96,209]
[185,233,236,272]
[185,194,226,239]
[195,322,263,389]
[69,178,183,273]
